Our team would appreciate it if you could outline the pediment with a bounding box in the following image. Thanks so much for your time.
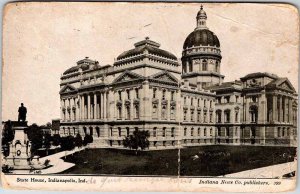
[60,84,77,94]
[150,71,178,83]
[278,81,295,92]
[112,70,144,84]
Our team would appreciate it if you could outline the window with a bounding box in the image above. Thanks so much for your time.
[252,96,257,103]
[191,128,194,136]
[225,96,230,103]
[118,106,122,119]
[118,127,121,137]
[110,127,113,136]
[170,106,175,120]
[282,127,285,137]
[152,104,158,118]
[209,112,213,123]
[191,98,193,106]
[153,127,157,137]
[126,90,130,99]
[184,97,187,105]
[171,91,175,101]
[235,127,238,136]
[277,127,281,137]
[216,110,222,123]
[184,110,187,121]
[153,88,157,98]
[217,97,221,104]
[236,96,239,102]
[204,100,206,107]
[197,99,200,107]
[217,127,221,136]
[215,61,219,72]
[96,127,100,137]
[126,106,130,120]
[204,128,206,136]
[162,90,166,100]
[210,101,212,108]
[226,127,229,137]
[162,127,166,137]
[118,91,122,101]
[202,59,207,71]
[198,128,200,136]
[235,111,239,123]
[224,110,230,123]
[171,128,175,137]
[191,110,194,121]
[126,127,130,136]
[249,105,258,123]
[184,128,187,136]
[135,105,139,119]
[210,128,213,136]
[162,105,167,120]
[197,111,201,122]
[135,88,139,99]
[203,112,207,123]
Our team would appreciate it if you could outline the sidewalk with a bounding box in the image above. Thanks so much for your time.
[221,161,297,178]
[13,147,85,174]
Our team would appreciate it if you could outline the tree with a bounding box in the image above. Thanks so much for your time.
[123,130,150,154]
[74,133,83,148]
[2,121,15,157]
[52,134,61,147]
[60,136,75,151]
[26,123,43,156]
[83,135,93,146]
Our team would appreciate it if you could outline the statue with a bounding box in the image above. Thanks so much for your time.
[18,103,27,122]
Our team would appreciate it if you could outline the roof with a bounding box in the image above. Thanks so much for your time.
[183,29,220,49]
[63,57,99,75]
[116,38,177,61]
[208,81,242,91]
[240,72,278,81]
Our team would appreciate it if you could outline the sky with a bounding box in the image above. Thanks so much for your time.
[2,2,299,125]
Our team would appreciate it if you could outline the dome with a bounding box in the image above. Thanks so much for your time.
[183,29,220,49]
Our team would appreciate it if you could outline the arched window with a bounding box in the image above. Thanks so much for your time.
[202,59,207,71]
[118,106,122,119]
[118,91,122,101]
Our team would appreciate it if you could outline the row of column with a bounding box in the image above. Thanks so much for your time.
[79,92,107,121]
[272,94,293,123]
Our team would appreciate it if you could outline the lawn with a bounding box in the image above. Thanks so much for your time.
[62,146,296,176]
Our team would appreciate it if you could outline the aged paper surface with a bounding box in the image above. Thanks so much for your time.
[1,2,298,192]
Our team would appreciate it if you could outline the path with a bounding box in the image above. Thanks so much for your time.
[221,161,297,178]
[12,147,85,174]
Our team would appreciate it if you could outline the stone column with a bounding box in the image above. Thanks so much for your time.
[70,98,74,121]
[76,96,80,121]
[288,97,292,123]
[272,95,277,122]
[101,92,104,119]
[94,93,97,120]
[104,91,107,120]
[87,93,91,120]
[81,95,84,120]
[278,95,282,122]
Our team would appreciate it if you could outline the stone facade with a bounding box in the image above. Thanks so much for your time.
[59,6,297,149]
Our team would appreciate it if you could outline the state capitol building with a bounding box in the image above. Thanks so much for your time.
[58,6,298,149]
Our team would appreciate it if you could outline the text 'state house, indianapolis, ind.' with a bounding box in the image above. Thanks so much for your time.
[58,6,298,149]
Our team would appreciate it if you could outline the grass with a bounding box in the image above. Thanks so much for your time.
[62,146,296,176]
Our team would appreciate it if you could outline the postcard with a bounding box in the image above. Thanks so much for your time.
[1,2,298,192]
